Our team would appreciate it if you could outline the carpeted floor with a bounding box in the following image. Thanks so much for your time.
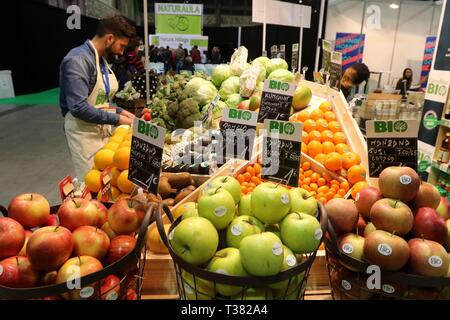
[0,88,59,106]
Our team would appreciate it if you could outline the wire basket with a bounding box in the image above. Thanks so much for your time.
[324,220,450,300]
[156,202,328,300]
[115,98,147,117]
[0,203,153,300]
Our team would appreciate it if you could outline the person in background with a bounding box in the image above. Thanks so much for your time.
[149,45,157,62]
[59,15,136,180]
[175,43,186,73]
[211,46,221,64]
[340,62,371,99]
[114,37,145,89]
[200,50,207,64]
[190,45,201,64]
[396,68,413,96]
[181,55,195,74]
[170,48,177,72]
[162,46,172,73]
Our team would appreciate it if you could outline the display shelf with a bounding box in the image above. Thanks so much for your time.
[431,160,450,174]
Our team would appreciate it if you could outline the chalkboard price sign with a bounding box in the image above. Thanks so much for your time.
[218,108,258,161]
[366,120,419,177]
[129,119,166,194]
[257,79,296,123]
[262,119,303,187]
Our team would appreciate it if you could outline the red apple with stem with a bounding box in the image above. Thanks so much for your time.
[0,256,40,288]
[8,193,50,228]
[412,207,448,244]
[100,275,122,300]
[108,199,145,235]
[104,235,136,266]
[0,217,25,260]
[91,200,108,228]
[72,226,110,260]
[57,198,98,231]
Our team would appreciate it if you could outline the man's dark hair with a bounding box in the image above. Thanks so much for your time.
[351,63,370,85]
[96,15,136,39]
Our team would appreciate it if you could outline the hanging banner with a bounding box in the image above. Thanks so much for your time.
[335,33,365,71]
[155,3,203,35]
[149,34,208,51]
[420,36,437,89]
[252,0,311,28]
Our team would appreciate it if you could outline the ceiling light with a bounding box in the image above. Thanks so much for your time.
[390,2,399,9]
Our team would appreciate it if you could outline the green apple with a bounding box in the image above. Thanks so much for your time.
[238,194,253,216]
[239,232,284,276]
[181,271,215,300]
[265,225,281,239]
[181,208,198,220]
[170,217,218,266]
[198,187,236,230]
[251,183,291,224]
[289,188,318,216]
[226,215,265,248]
[206,248,248,296]
[339,233,365,272]
[206,176,241,204]
[269,245,299,290]
[280,212,322,254]
[231,287,273,300]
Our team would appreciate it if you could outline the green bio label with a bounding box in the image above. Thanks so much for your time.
[422,111,440,130]
[269,80,290,91]
[269,121,295,135]
[374,120,408,133]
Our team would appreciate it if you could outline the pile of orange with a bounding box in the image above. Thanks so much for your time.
[236,162,263,195]
[299,161,350,203]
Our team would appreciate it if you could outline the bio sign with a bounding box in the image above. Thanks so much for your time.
[257,79,296,123]
[155,3,203,35]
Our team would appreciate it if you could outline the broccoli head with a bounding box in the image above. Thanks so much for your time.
[176,98,202,128]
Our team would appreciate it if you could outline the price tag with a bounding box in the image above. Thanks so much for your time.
[201,95,220,128]
[329,51,342,90]
[270,45,279,59]
[366,120,419,177]
[291,43,299,71]
[217,108,258,163]
[99,167,112,202]
[262,119,302,187]
[129,119,166,195]
[59,176,75,201]
[279,44,286,59]
[257,79,296,123]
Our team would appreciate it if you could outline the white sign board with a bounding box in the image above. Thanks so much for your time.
[252,0,311,28]
[149,34,209,51]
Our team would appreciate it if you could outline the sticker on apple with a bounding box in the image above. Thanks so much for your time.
[341,280,352,291]
[272,242,283,256]
[399,175,412,185]
[214,206,227,217]
[106,291,119,300]
[342,243,354,254]
[382,284,395,294]
[377,243,392,256]
[184,283,194,294]
[428,256,443,268]
[355,192,360,202]
[168,230,174,241]
[80,286,95,298]
[216,269,229,275]
[286,255,297,267]
[280,194,290,205]
[314,228,323,240]
[231,224,242,236]
[0,265,3,276]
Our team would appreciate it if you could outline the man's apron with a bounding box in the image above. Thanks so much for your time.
[64,41,119,180]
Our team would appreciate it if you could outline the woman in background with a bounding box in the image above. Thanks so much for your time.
[395,68,413,95]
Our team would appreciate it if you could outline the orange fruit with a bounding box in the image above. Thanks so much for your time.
[304,170,313,177]
[243,172,252,182]
[338,189,347,197]
[110,167,121,187]
[351,181,369,199]
[322,141,336,154]
[319,101,333,112]
[310,109,324,120]
[296,110,310,122]
[323,152,343,171]
[322,172,332,182]
[317,177,326,186]
[241,186,248,194]
[310,183,318,191]
[109,135,123,144]
[117,169,134,194]
[321,130,334,143]
[113,147,131,170]
[103,142,120,151]
[301,143,308,153]
[307,141,323,158]
[254,163,262,174]
[311,172,320,182]
[314,153,326,164]
[342,152,361,169]
[318,197,328,203]
[309,130,322,142]
[94,149,115,171]
[242,182,249,187]
[251,176,261,185]
[303,119,317,133]
[237,174,245,184]
[123,133,133,142]
[317,186,329,194]
[340,180,350,192]
[347,165,367,184]
[302,161,311,171]
[85,169,102,193]
[246,166,256,176]
[248,182,256,189]
[335,143,351,154]
[333,132,347,145]
[328,121,342,133]
[113,127,128,137]
[301,184,311,192]
[119,140,132,149]
[302,131,309,144]
[324,111,337,122]
[316,119,329,132]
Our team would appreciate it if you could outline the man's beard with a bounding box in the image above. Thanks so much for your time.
[104,43,116,61]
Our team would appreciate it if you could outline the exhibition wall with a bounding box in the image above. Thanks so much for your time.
[326,0,442,89]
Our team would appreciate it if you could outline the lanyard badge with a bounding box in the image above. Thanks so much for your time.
[100,60,111,102]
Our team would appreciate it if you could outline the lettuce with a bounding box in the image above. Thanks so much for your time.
[212,64,232,87]
[268,69,294,83]
[266,58,289,76]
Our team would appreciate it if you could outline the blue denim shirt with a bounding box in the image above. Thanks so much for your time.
[59,40,123,125]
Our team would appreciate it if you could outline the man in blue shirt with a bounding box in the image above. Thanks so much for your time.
[60,15,137,180]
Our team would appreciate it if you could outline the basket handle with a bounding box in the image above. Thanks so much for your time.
[0,205,7,217]
[133,203,155,255]
[326,218,342,258]
[156,202,174,249]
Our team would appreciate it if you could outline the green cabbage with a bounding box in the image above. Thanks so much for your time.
[212,100,227,119]
[184,77,207,93]
[184,77,218,105]
[218,76,240,99]
[255,81,264,93]
[212,64,232,87]
[268,69,294,83]
[266,58,289,76]
[252,56,270,70]
[225,94,243,109]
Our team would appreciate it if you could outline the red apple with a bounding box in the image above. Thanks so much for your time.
[408,238,449,277]
[324,198,358,235]
[101,222,118,240]
[44,215,59,227]
[72,226,110,260]
[91,200,108,228]
[40,271,58,286]
[0,217,25,260]
[413,182,441,209]
[378,166,420,202]
[7,193,50,229]
[412,207,448,244]
[56,256,103,300]
[104,235,136,266]
[332,268,373,300]
[355,186,382,219]
[0,256,39,288]
[356,216,367,236]
[57,198,98,231]
[100,275,121,300]
[18,230,33,256]
[124,288,138,300]
[436,197,450,220]
[238,99,250,110]
[108,199,145,235]
[370,198,413,236]
[363,230,410,271]
[26,226,74,271]
[249,93,261,111]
